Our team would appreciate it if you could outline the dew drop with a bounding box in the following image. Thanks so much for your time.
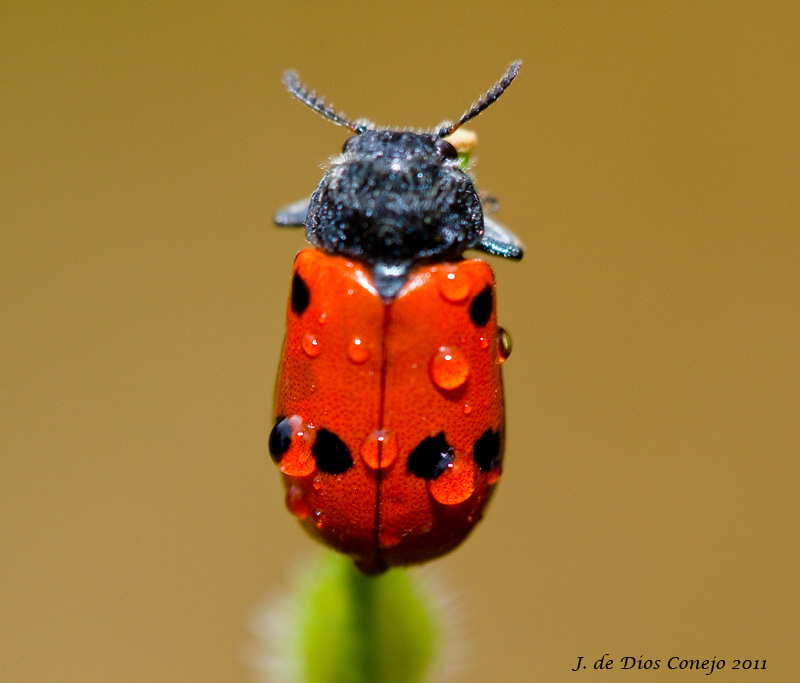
[463,403,472,415]
[312,475,323,490]
[285,484,310,519]
[318,312,327,325]
[312,508,325,528]
[275,416,316,477]
[427,454,476,505]
[360,430,398,470]
[479,336,490,350]
[497,327,512,363]
[436,266,470,302]
[301,333,321,358]
[430,346,470,391]
[378,527,404,548]
[487,465,503,485]
[347,337,370,364]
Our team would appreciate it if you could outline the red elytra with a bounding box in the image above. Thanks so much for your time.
[270,249,507,575]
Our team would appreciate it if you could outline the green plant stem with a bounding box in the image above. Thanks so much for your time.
[291,552,439,683]
[347,563,380,683]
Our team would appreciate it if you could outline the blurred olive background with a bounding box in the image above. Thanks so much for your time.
[2,3,798,682]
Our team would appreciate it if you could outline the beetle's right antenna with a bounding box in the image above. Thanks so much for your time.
[436,60,522,138]
[283,70,368,134]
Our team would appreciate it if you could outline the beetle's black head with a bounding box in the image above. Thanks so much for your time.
[279,62,522,300]
[305,130,482,297]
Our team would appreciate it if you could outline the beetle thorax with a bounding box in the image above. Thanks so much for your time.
[305,130,484,266]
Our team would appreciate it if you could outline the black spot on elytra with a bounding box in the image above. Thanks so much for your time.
[473,428,501,473]
[407,433,454,480]
[268,416,292,463]
[313,429,353,474]
[470,285,493,327]
[291,272,310,314]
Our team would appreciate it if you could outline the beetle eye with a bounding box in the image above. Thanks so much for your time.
[342,135,358,153]
[434,138,458,161]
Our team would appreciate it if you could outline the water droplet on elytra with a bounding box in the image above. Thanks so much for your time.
[479,336,489,350]
[347,337,370,364]
[285,484,310,519]
[378,527,403,548]
[463,404,472,415]
[430,346,469,391]
[427,454,476,505]
[318,313,327,325]
[312,509,324,528]
[275,416,316,477]
[436,266,470,302]
[487,465,503,485]
[301,333,321,358]
[498,327,512,363]
[360,430,398,470]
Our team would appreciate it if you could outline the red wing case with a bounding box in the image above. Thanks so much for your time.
[270,249,505,574]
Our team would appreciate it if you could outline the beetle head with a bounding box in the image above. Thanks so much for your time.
[281,62,522,299]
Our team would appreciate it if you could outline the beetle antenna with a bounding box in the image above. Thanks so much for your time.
[283,70,369,134]
[436,60,522,138]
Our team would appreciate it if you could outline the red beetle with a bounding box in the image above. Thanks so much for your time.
[270,62,524,574]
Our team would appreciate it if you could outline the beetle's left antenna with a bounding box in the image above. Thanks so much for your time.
[283,70,368,134]
[436,60,522,138]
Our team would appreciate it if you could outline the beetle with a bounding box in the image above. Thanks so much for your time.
[270,62,523,574]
